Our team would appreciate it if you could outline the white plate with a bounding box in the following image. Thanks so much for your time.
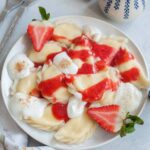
[1,16,149,150]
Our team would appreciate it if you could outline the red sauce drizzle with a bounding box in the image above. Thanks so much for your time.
[52,103,69,122]
[51,34,69,41]
[29,88,42,98]
[77,63,95,74]
[72,35,92,47]
[81,78,111,102]
[85,102,91,108]
[92,42,117,64]
[109,80,119,91]
[34,62,43,68]
[38,75,66,97]
[111,48,134,66]
[64,75,75,85]
[120,67,140,82]
[68,50,92,61]
[95,60,107,72]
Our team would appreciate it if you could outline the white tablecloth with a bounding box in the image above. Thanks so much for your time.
[0,0,150,149]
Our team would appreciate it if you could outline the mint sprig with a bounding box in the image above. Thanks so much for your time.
[120,112,144,137]
[39,7,50,20]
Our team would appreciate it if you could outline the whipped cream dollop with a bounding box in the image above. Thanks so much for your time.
[67,92,86,118]
[114,83,142,114]
[82,25,102,42]
[8,54,34,80]
[53,52,78,74]
[9,93,48,119]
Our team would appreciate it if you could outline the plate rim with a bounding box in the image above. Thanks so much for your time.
[1,15,149,150]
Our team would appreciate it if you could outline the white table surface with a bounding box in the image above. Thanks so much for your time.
[0,0,150,150]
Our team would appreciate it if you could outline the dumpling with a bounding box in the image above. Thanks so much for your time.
[24,105,64,131]
[38,64,71,103]
[15,72,37,95]
[111,48,150,88]
[66,67,120,102]
[54,110,96,144]
[28,41,64,63]
[68,35,96,74]
[99,36,128,50]
[52,23,82,46]
[100,82,143,114]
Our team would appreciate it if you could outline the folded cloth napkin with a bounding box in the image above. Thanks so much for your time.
[0,86,55,150]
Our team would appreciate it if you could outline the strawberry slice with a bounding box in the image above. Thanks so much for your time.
[92,42,118,65]
[52,103,69,122]
[87,105,123,133]
[27,21,53,51]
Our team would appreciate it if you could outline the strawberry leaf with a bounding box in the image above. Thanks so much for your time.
[120,113,144,138]
[39,7,50,20]
[120,125,126,137]
[127,115,144,125]
[125,123,135,133]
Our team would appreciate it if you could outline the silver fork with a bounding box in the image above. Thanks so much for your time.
[0,0,25,23]
[0,0,39,71]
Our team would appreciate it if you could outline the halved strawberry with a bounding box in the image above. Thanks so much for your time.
[52,103,69,122]
[87,105,124,133]
[27,21,53,51]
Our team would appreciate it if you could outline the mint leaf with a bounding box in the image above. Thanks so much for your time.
[127,115,144,125]
[119,113,144,138]
[39,7,50,20]
[125,123,135,133]
[120,125,126,137]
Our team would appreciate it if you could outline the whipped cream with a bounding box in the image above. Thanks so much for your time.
[67,92,86,118]
[82,25,102,42]
[114,83,142,114]
[8,54,34,80]
[53,52,78,74]
[9,93,48,119]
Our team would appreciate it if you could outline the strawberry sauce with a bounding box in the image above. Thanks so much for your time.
[111,48,134,66]
[72,35,92,47]
[95,60,106,72]
[52,103,69,122]
[68,50,92,61]
[92,42,117,64]
[34,62,43,68]
[81,78,111,102]
[77,63,95,74]
[120,67,140,82]
[51,34,69,41]
[38,75,66,97]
